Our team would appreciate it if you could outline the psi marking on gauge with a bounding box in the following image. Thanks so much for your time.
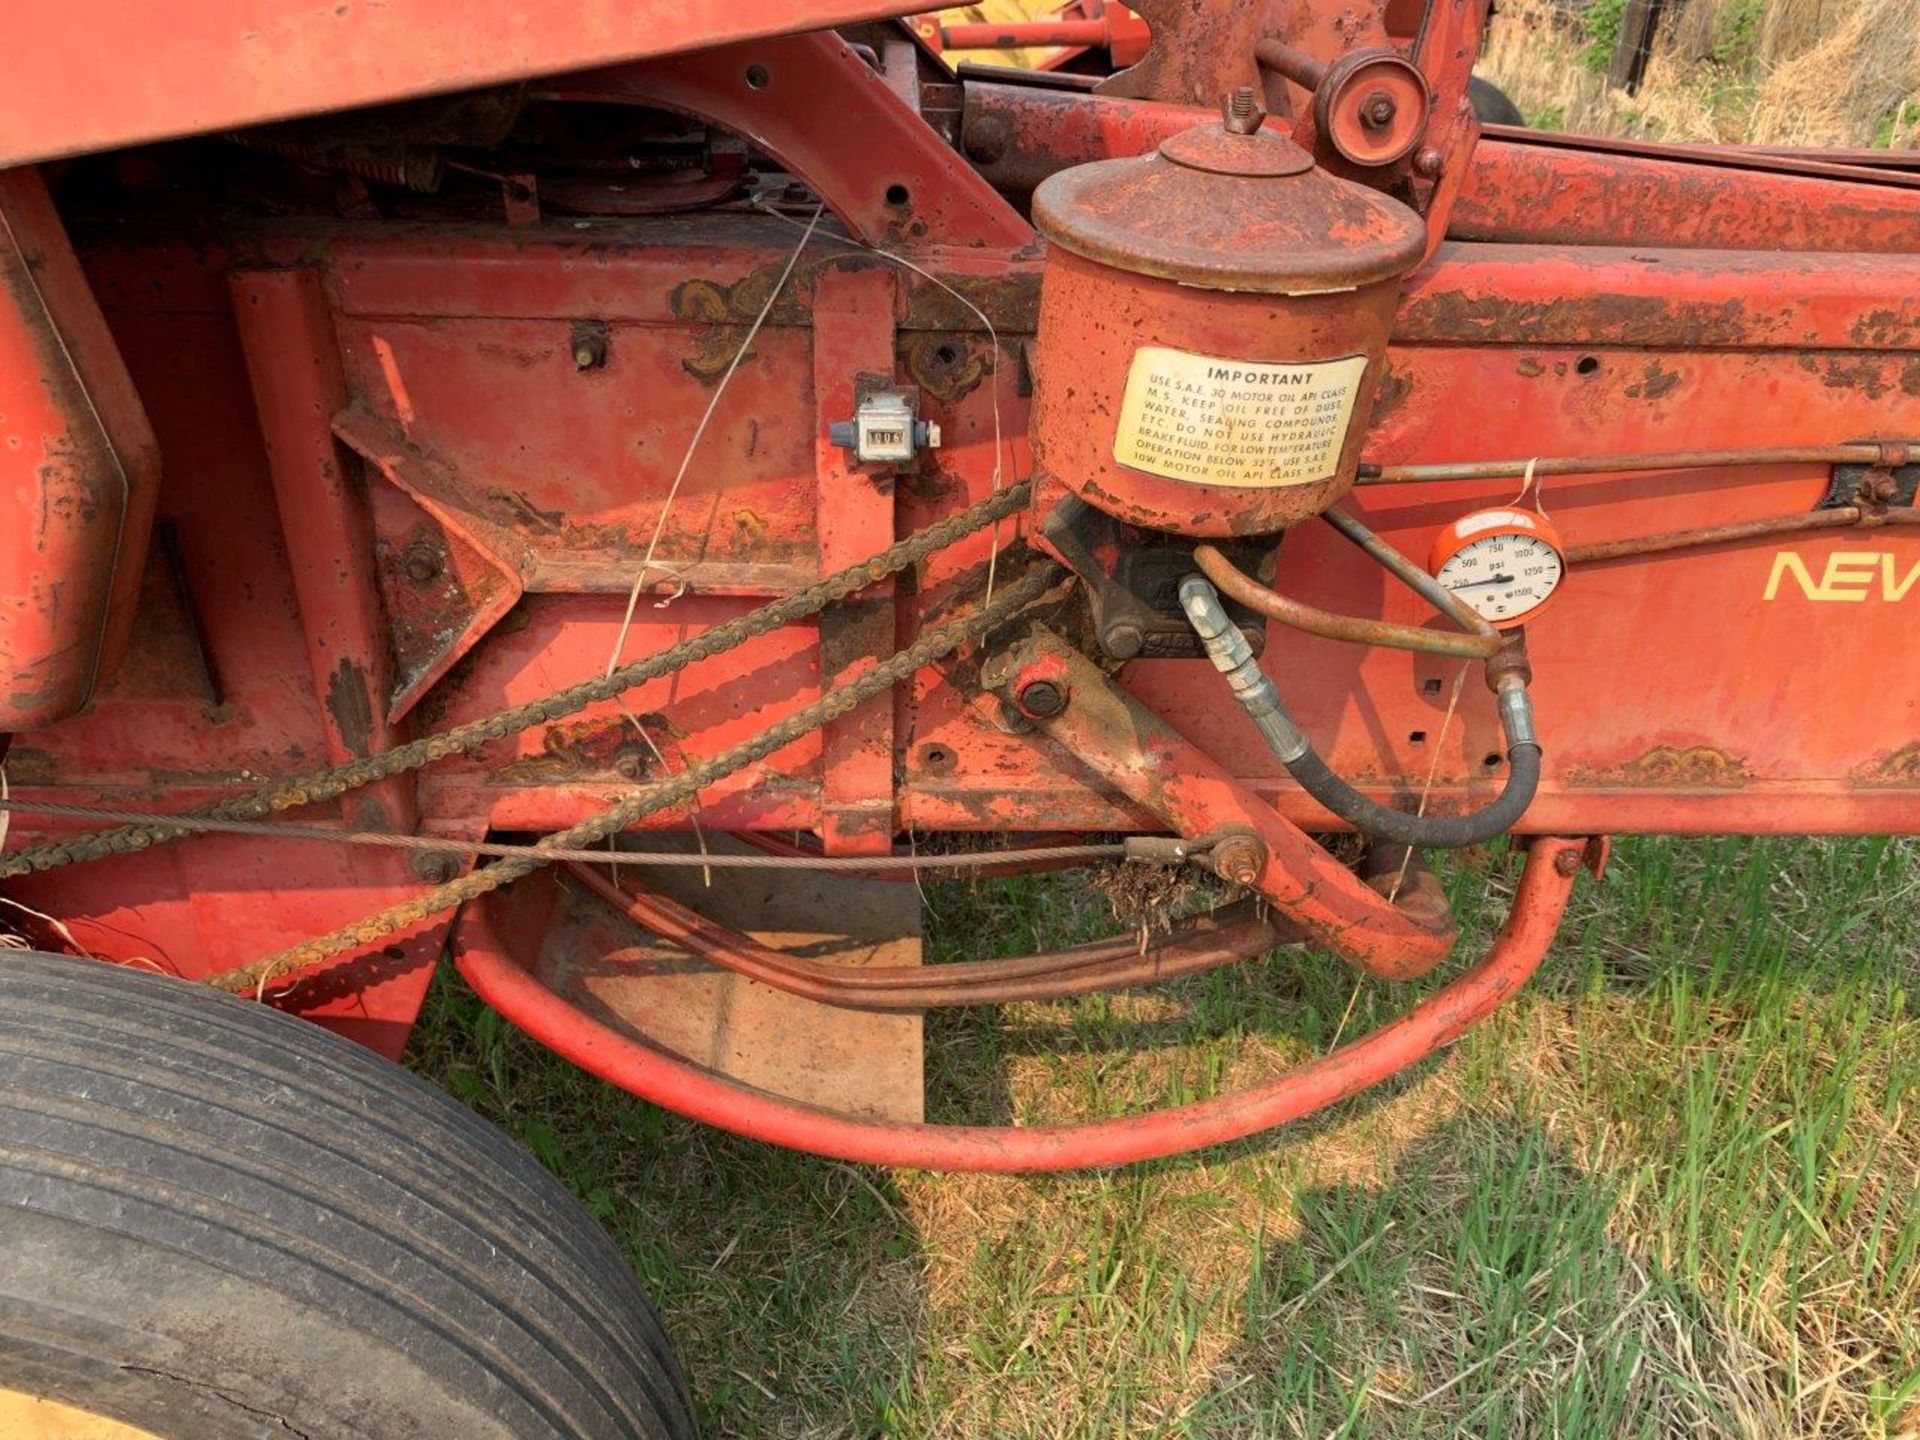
[1428,508,1567,628]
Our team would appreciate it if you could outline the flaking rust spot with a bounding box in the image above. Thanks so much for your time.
[325,657,376,756]
[1817,355,1907,401]
[1848,307,1920,349]
[669,260,824,384]
[905,335,989,404]
[496,715,665,782]
[1398,291,1760,349]
[1367,367,1412,423]
[1567,745,1752,788]
[1851,742,1920,787]
[1623,359,1681,401]
[486,488,565,535]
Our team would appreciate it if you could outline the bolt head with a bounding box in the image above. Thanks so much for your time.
[1413,146,1445,177]
[402,543,443,584]
[1361,92,1398,129]
[1016,677,1068,719]
[1210,834,1267,887]
[411,852,459,885]
[1102,622,1145,660]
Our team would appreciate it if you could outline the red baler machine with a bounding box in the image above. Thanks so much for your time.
[3,0,1917,1172]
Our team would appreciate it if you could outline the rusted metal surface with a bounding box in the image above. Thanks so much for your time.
[1564,506,1920,566]
[986,631,1457,981]
[0,0,929,167]
[1031,99,1425,291]
[1092,0,1291,109]
[0,168,160,732]
[230,270,415,831]
[1310,50,1431,170]
[962,82,1210,195]
[1361,444,1904,485]
[548,31,1032,251]
[1028,100,1424,536]
[1399,0,1488,245]
[330,409,526,719]
[1457,134,1920,252]
[7,1,1920,1079]
[813,267,902,854]
[1394,244,1920,350]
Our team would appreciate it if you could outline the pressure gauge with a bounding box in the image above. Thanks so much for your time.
[1428,508,1567,628]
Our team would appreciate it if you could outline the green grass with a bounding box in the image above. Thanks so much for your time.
[404,837,1920,1438]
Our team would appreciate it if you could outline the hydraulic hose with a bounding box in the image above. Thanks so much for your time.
[1180,576,1542,849]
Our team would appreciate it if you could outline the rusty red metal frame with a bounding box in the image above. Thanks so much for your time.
[0,169,161,733]
[2,1,1917,1124]
[987,632,1458,981]
[0,0,928,168]
[548,31,1032,250]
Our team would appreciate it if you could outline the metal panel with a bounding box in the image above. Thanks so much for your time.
[0,1,925,165]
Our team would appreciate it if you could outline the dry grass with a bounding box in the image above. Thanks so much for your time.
[1480,0,1920,146]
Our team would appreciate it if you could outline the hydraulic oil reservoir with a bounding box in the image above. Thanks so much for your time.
[1029,91,1426,537]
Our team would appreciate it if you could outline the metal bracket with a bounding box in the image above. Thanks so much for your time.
[1041,495,1268,661]
[1823,441,1920,508]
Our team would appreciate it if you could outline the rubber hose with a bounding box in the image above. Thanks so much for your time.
[1283,741,1542,849]
[1181,576,1542,849]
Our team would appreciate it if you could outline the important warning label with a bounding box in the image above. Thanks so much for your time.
[1111,347,1369,488]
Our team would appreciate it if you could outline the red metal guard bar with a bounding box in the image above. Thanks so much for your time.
[453,836,1589,1171]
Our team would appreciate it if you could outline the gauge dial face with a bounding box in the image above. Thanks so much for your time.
[1433,531,1564,624]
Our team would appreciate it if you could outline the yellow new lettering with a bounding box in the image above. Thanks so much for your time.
[1820,552,1879,600]
[1764,552,1822,600]
[1883,554,1920,601]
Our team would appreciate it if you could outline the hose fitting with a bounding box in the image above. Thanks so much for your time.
[1179,577,1309,763]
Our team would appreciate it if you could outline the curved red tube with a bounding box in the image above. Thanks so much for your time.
[564,862,1292,1009]
[452,837,1586,1173]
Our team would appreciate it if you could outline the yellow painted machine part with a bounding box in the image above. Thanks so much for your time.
[0,1388,164,1440]
[924,1,1065,69]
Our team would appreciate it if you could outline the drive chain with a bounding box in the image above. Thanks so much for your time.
[206,563,1059,995]
[1,482,1030,881]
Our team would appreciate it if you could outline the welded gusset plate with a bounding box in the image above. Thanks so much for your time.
[333,409,525,721]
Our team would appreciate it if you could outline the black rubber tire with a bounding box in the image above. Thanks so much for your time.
[1469,75,1528,128]
[0,951,696,1439]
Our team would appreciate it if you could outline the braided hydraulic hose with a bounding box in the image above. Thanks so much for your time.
[0,481,1030,881]
[206,564,1060,995]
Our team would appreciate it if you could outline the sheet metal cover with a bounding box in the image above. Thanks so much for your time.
[1032,112,1426,294]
